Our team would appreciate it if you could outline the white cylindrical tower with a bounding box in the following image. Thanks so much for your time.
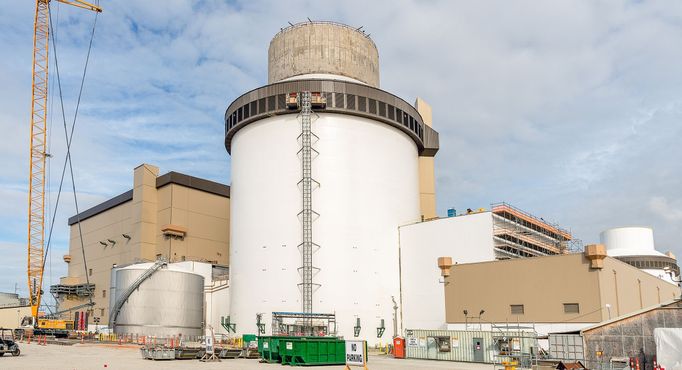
[600,227,679,284]
[226,22,438,343]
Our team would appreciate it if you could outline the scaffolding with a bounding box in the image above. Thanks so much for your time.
[491,326,541,370]
[49,282,95,298]
[296,91,320,334]
[491,202,575,259]
[271,312,336,337]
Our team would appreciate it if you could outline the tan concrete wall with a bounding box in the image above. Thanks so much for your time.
[598,257,680,319]
[0,306,31,329]
[155,184,229,265]
[444,254,604,324]
[132,164,159,262]
[268,22,380,87]
[444,253,682,325]
[415,97,437,219]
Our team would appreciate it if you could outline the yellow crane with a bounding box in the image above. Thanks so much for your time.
[26,0,101,329]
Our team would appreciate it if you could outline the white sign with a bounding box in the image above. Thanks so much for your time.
[286,342,293,350]
[407,337,418,347]
[263,342,269,349]
[452,337,460,348]
[345,340,366,366]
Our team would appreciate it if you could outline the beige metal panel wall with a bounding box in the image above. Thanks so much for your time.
[64,200,135,322]
[597,257,680,318]
[0,306,31,329]
[444,254,603,324]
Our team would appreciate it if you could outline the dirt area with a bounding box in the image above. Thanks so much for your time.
[0,341,494,369]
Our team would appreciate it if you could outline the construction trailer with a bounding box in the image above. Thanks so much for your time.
[404,329,538,366]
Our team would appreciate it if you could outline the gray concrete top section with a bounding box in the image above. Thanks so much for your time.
[269,21,380,87]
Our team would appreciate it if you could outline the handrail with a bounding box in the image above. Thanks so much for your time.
[109,259,167,328]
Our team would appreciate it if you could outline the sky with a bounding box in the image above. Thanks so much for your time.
[1,0,681,301]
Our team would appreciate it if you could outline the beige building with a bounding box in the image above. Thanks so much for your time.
[52,164,230,324]
[442,246,680,333]
[0,306,31,329]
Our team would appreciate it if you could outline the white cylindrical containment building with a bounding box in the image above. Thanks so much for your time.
[225,22,439,343]
[600,227,679,283]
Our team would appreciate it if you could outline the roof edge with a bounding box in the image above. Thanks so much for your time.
[68,172,230,225]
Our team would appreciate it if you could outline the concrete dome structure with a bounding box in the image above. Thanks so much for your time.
[268,21,380,87]
[600,227,679,284]
[225,21,438,344]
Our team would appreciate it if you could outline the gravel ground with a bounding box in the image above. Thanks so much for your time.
[0,341,495,370]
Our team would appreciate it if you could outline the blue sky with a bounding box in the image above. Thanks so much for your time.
[1,0,681,300]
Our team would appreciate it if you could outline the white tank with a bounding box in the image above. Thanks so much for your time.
[226,22,436,344]
[600,227,663,257]
[230,112,420,341]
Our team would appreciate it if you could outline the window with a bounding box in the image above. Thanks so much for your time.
[564,303,580,314]
[434,336,451,352]
[510,304,524,315]
[102,290,106,298]
[334,93,344,108]
[378,102,386,117]
[368,98,377,114]
[243,103,250,119]
[89,268,92,276]
[347,94,355,110]
[258,98,265,114]
[358,96,366,112]
[267,95,275,111]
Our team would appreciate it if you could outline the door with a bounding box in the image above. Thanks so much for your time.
[426,337,438,359]
[473,337,484,362]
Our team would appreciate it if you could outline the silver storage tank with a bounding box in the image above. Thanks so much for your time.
[113,264,204,337]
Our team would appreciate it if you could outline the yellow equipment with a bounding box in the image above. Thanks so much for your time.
[26,0,101,323]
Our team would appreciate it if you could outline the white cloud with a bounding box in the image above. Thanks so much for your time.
[649,197,682,222]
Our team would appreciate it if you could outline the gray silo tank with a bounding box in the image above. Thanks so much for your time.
[113,264,204,337]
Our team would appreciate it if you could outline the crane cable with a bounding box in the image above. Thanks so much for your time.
[41,4,99,311]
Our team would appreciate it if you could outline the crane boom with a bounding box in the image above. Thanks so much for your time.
[27,0,101,320]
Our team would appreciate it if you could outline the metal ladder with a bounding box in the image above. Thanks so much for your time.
[108,258,167,329]
[297,91,320,333]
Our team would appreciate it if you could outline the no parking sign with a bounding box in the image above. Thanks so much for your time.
[344,340,368,369]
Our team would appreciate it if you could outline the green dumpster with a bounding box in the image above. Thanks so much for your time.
[280,338,345,366]
[258,336,334,364]
[257,336,280,363]
[242,334,257,347]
